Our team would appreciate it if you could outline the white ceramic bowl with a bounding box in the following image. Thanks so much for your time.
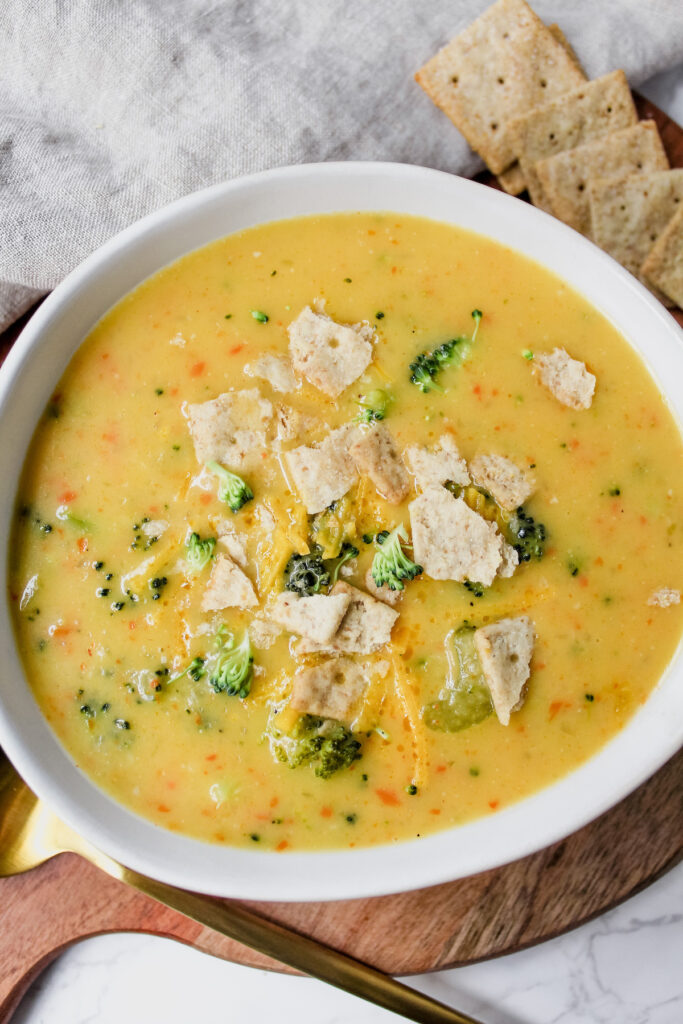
[1,163,682,902]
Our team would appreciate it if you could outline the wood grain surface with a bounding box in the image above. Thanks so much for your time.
[0,92,681,1024]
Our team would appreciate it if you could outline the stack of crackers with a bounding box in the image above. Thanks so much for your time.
[416,0,682,309]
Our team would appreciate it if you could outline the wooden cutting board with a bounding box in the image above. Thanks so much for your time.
[1,93,682,1024]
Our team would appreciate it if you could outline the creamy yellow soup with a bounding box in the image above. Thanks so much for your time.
[8,213,683,852]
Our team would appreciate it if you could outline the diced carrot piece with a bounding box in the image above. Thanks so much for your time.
[375,788,401,807]
[548,700,572,720]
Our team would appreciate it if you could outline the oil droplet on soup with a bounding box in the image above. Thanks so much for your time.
[9,213,683,851]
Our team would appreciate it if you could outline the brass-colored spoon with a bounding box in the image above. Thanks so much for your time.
[0,750,483,1024]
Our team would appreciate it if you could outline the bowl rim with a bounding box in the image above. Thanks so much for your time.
[1,160,682,902]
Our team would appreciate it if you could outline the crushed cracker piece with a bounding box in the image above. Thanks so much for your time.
[288,306,374,398]
[474,616,534,725]
[533,348,595,410]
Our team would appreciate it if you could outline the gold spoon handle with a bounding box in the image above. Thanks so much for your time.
[117,865,483,1024]
[0,747,481,1024]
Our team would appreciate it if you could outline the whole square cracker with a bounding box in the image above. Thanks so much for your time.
[588,169,683,305]
[641,204,683,309]
[508,70,637,209]
[535,121,669,236]
[496,23,585,195]
[415,0,585,175]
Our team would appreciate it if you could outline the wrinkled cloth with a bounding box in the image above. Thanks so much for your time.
[1,0,682,329]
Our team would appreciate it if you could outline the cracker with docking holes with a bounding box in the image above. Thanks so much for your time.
[588,170,683,305]
[415,0,585,175]
[641,204,683,310]
[496,22,585,196]
[509,70,637,210]
[535,121,669,236]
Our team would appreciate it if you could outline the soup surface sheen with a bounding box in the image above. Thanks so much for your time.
[9,212,683,852]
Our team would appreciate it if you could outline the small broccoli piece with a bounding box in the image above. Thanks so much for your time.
[326,541,359,585]
[316,720,363,778]
[432,341,459,366]
[356,388,392,423]
[268,713,362,778]
[506,507,546,562]
[459,486,547,563]
[171,655,206,684]
[409,351,442,393]
[371,524,422,591]
[269,714,322,770]
[567,555,581,577]
[169,628,254,697]
[186,531,217,572]
[149,576,168,601]
[432,335,469,368]
[208,630,253,698]
[422,624,493,733]
[206,460,253,512]
[284,545,331,596]
[409,309,482,393]
[56,505,92,531]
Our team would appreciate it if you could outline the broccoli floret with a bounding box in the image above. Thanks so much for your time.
[371,524,422,591]
[316,720,363,777]
[268,713,362,778]
[284,545,330,596]
[170,630,254,697]
[206,460,253,512]
[506,507,546,562]
[171,655,206,684]
[185,531,216,572]
[409,351,442,393]
[327,541,359,585]
[355,388,392,424]
[208,630,253,698]
[409,309,482,394]
[432,337,468,366]
[269,714,322,770]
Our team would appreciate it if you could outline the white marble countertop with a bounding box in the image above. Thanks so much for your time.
[13,861,683,1024]
[11,64,683,1024]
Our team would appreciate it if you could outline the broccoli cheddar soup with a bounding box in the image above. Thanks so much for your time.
[8,213,683,852]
